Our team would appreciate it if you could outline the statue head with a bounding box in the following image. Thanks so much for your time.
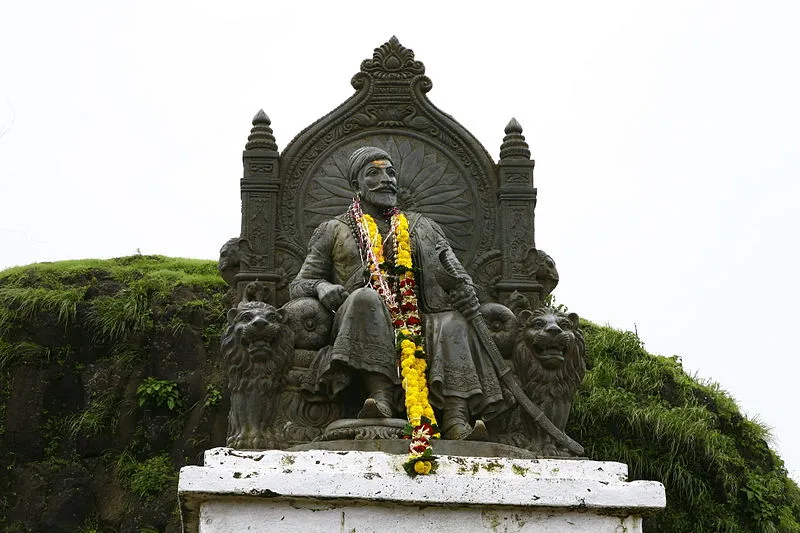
[347,146,397,211]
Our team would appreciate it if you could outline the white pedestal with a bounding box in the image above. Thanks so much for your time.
[179,447,665,532]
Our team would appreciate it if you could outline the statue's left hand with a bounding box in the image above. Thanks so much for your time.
[450,284,480,317]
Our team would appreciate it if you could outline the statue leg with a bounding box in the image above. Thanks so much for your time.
[426,311,513,433]
[325,287,398,417]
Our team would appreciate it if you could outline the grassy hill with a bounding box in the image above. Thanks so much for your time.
[0,255,798,532]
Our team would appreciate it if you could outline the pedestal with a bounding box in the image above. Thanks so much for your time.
[179,447,665,532]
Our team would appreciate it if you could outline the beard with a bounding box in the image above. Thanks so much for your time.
[361,188,397,211]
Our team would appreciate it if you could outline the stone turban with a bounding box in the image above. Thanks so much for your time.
[346,146,393,189]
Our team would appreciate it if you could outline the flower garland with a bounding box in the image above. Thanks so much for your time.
[349,200,439,476]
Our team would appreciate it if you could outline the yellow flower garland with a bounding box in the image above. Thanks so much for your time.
[358,209,439,475]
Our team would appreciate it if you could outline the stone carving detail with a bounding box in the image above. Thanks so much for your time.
[245,110,278,151]
[359,36,426,81]
[278,37,498,271]
[484,302,586,456]
[499,118,531,160]
[507,206,533,277]
[218,237,241,287]
[247,198,270,254]
[523,248,560,302]
[222,302,294,449]
[302,135,477,259]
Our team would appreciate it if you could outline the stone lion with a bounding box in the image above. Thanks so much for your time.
[222,301,294,449]
[512,307,586,455]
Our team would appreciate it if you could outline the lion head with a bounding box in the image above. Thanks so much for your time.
[223,302,294,389]
[218,237,241,287]
[222,301,294,449]
[513,307,586,432]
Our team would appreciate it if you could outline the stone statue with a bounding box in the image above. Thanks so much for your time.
[289,147,515,440]
[218,38,587,461]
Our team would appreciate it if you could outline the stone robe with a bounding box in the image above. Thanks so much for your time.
[289,212,513,420]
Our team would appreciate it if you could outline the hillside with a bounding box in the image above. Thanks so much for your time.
[0,256,798,532]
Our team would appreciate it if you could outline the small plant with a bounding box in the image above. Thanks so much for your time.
[136,377,182,411]
[204,383,223,407]
[116,451,176,501]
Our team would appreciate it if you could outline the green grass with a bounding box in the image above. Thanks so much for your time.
[0,256,798,532]
[116,451,176,501]
[0,286,86,327]
[571,321,800,533]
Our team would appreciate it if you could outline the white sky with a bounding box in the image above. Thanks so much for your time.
[1,1,798,481]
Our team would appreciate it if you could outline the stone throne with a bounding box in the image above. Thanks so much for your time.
[232,36,556,311]
[220,36,573,451]
[179,38,666,533]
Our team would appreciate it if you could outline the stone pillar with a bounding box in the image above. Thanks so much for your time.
[495,118,542,306]
[237,110,282,305]
[179,448,666,533]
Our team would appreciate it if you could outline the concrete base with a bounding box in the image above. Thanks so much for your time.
[179,447,665,532]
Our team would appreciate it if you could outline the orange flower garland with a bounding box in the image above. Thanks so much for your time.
[350,200,439,476]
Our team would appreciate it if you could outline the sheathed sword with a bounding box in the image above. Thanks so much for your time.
[436,250,584,456]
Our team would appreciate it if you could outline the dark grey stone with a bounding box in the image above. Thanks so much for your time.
[220,37,583,459]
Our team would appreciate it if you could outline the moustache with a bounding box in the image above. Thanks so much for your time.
[368,185,398,193]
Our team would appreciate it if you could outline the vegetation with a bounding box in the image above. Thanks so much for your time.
[137,377,183,411]
[116,452,177,501]
[0,255,798,532]
[569,321,800,532]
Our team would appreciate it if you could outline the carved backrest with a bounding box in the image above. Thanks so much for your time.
[235,37,547,307]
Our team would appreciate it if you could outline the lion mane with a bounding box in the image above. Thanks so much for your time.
[512,306,586,455]
[222,301,294,449]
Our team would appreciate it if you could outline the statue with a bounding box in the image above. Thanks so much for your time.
[289,147,515,440]
[218,37,586,465]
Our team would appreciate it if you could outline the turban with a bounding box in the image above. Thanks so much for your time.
[346,146,393,189]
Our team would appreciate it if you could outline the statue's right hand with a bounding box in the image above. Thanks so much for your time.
[316,282,350,312]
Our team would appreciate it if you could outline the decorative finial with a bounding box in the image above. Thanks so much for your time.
[499,117,531,160]
[245,109,278,151]
[360,37,425,80]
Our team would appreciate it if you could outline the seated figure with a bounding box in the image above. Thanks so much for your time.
[289,146,515,439]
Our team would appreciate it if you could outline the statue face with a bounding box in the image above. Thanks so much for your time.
[357,159,397,210]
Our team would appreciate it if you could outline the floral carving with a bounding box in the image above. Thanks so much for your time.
[302,135,479,262]
[360,36,425,80]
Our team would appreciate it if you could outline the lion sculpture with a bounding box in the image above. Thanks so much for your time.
[222,301,294,449]
[512,306,586,456]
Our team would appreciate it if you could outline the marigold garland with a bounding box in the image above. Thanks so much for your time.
[349,200,439,476]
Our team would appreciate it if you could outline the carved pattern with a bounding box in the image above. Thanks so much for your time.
[316,425,405,441]
[279,37,498,267]
[237,238,267,272]
[359,36,426,80]
[471,250,504,303]
[249,162,274,173]
[302,135,478,261]
[503,172,529,184]
[499,118,531,160]
[248,198,270,254]
[245,110,278,152]
[507,206,532,277]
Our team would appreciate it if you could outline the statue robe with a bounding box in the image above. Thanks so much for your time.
[289,212,514,420]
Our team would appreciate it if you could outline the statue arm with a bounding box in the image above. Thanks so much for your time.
[288,221,336,299]
[429,218,480,315]
[430,218,473,285]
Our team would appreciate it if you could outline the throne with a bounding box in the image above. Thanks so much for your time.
[220,37,570,452]
[230,37,556,310]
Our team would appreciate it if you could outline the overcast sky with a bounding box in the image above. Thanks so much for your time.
[1,1,798,480]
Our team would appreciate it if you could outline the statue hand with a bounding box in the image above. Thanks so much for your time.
[450,284,480,317]
[316,281,350,311]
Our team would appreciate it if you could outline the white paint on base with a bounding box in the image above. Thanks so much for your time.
[179,448,665,533]
[200,500,643,533]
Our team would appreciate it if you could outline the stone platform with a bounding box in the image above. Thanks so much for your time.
[179,447,665,532]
